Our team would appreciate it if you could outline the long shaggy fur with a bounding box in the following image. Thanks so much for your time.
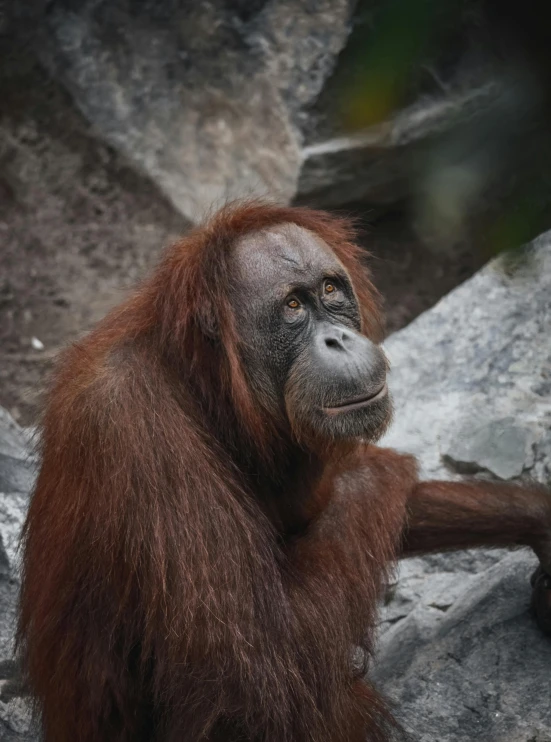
[17,201,412,742]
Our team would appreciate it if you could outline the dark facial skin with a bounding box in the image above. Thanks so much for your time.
[230,224,391,445]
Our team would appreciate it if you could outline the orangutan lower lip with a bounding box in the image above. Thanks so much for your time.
[323,383,388,415]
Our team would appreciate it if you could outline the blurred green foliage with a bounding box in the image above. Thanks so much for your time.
[337,0,551,256]
[342,0,463,128]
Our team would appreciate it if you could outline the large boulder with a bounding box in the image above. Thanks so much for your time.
[376,550,551,742]
[381,232,551,483]
[31,0,354,223]
[376,232,551,740]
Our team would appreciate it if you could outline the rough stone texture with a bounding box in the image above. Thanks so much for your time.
[376,232,551,740]
[381,232,551,484]
[375,551,551,742]
[32,0,354,223]
[0,36,187,424]
[0,410,36,741]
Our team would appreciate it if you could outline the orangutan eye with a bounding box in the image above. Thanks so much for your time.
[324,282,336,294]
[287,298,301,310]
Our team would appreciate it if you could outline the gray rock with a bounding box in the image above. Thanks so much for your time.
[0,409,33,571]
[0,412,36,740]
[443,417,535,481]
[0,35,187,423]
[376,552,551,742]
[381,233,551,484]
[376,233,551,740]
[0,410,28,465]
[34,0,354,222]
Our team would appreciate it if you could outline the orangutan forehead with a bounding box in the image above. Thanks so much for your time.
[231,223,344,290]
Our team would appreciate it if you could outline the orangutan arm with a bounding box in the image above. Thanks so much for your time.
[401,478,551,565]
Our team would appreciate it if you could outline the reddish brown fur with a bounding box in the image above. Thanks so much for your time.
[17,201,551,742]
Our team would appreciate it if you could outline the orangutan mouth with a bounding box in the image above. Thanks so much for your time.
[323,383,388,415]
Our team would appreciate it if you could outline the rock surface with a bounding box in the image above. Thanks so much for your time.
[381,232,551,484]
[376,551,551,742]
[0,410,35,741]
[13,0,545,232]
[33,0,354,223]
[0,35,187,424]
[376,232,551,740]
